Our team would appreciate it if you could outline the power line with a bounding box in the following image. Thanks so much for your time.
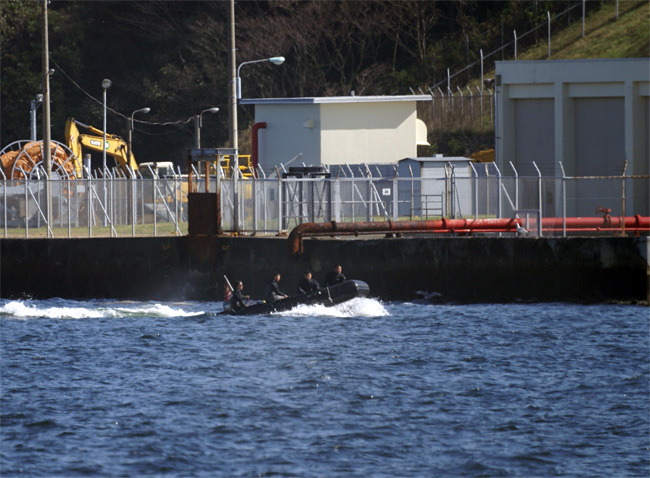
[49,56,199,130]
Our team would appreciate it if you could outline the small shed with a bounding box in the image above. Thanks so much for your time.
[240,95,431,175]
[398,157,473,218]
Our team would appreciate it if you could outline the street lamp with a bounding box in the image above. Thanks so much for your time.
[194,107,220,149]
[236,57,285,99]
[101,79,112,174]
[127,107,150,177]
[231,55,284,233]
[127,106,150,236]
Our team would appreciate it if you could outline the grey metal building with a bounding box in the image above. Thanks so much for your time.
[495,58,649,216]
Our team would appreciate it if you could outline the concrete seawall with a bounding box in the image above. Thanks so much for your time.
[1,236,648,304]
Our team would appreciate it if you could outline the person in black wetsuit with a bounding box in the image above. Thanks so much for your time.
[324,265,346,287]
[265,273,288,303]
[297,271,320,294]
[229,280,250,312]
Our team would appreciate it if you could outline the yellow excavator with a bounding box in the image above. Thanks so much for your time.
[65,118,138,177]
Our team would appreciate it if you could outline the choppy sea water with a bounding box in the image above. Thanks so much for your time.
[1,298,648,477]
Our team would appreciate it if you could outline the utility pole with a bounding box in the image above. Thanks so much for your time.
[228,0,239,233]
[42,0,52,234]
[229,0,237,152]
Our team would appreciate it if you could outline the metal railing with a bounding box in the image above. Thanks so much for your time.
[2,163,647,238]
[0,166,187,238]
[217,163,648,237]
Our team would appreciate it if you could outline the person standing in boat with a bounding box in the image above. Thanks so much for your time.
[324,265,346,287]
[266,273,288,302]
[297,271,320,294]
[230,280,250,312]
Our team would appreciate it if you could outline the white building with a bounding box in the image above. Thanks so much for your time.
[398,157,473,218]
[239,95,430,174]
[495,58,649,216]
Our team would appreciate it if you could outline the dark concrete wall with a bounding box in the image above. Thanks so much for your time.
[1,235,648,304]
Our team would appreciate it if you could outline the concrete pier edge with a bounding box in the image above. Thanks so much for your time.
[1,236,648,304]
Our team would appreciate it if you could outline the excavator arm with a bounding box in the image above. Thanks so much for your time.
[65,118,138,176]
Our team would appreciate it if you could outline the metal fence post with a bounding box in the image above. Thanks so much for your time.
[276,167,282,235]
[509,161,519,212]
[559,161,567,237]
[392,173,399,221]
[153,175,157,237]
[533,161,543,237]
[546,10,551,58]
[469,162,478,219]
[0,169,6,238]
[492,162,502,219]
[67,175,71,238]
[131,175,136,237]
[333,177,341,223]
[480,48,484,93]
[24,177,29,238]
[88,177,92,238]
[252,176,258,235]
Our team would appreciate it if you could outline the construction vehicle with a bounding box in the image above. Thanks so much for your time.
[216,155,255,178]
[139,161,176,179]
[65,118,138,177]
[469,149,495,163]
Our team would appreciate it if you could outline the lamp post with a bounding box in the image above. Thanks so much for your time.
[101,79,112,175]
[231,55,284,232]
[127,107,150,177]
[128,107,150,236]
[236,57,285,100]
[194,107,220,149]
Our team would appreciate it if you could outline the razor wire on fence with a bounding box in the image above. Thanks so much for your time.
[412,1,626,129]
[3,161,646,239]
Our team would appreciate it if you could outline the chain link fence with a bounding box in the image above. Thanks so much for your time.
[1,173,187,238]
[2,166,647,238]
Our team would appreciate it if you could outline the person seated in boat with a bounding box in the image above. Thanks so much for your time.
[230,280,250,312]
[297,271,320,294]
[324,264,346,287]
[265,273,288,303]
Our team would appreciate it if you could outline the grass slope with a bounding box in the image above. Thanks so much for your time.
[522,0,649,60]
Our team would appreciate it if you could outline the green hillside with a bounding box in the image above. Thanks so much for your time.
[523,0,649,60]
[425,0,648,157]
[1,1,647,163]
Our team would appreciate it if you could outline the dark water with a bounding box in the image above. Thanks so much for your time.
[1,298,648,477]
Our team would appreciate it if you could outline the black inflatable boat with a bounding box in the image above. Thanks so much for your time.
[221,280,370,316]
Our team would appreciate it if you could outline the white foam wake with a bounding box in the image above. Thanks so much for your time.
[0,300,204,320]
[275,297,389,318]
